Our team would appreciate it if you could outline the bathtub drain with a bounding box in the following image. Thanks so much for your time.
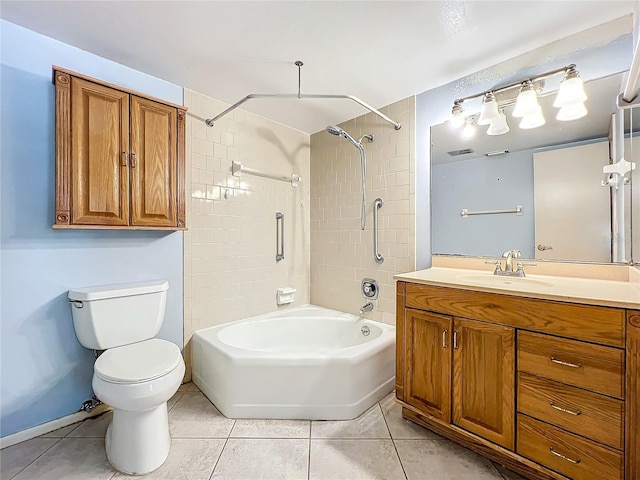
[361,325,370,336]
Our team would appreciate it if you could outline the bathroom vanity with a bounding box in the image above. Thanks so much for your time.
[394,267,639,480]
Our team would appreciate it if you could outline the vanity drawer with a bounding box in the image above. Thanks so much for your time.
[517,415,623,480]
[518,372,623,450]
[404,283,624,347]
[518,331,624,398]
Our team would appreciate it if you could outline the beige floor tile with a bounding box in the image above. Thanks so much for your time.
[395,439,503,480]
[211,438,309,480]
[311,404,390,439]
[230,419,310,438]
[178,382,200,392]
[169,392,235,438]
[379,393,441,440]
[113,438,225,480]
[309,439,405,480]
[12,438,115,480]
[0,437,60,479]
[67,411,112,438]
[40,422,81,438]
[167,391,183,411]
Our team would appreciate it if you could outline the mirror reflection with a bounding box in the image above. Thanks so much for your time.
[431,72,632,264]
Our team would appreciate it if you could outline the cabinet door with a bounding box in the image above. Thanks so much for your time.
[405,309,452,422]
[453,317,515,449]
[71,77,130,225]
[130,96,177,227]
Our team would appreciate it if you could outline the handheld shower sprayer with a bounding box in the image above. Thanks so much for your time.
[325,125,374,230]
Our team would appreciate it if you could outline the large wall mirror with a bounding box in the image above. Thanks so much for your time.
[431,71,635,264]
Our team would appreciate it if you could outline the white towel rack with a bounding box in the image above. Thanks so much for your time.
[232,161,301,187]
[461,205,523,217]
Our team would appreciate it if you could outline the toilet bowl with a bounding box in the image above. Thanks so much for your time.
[68,280,185,475]
[93,338,185,474]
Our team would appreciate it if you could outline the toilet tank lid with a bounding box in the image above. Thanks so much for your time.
[68,280,169,301]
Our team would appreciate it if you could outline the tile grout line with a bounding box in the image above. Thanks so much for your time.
[206,417,236,480]
[378,400,409,480]
[307,420,312,480]
[8,436,65,480]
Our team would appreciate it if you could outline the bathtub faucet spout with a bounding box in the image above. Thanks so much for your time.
[359,302,374,314]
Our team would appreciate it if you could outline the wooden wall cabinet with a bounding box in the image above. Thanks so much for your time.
[396,281,635,480]
[53,67,186,230]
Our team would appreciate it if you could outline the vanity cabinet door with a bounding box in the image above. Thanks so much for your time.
[405,309,452,422]
[452,317,515,449]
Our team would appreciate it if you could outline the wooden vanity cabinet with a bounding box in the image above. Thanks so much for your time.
[396,281,633,480]
[53,67,186,230]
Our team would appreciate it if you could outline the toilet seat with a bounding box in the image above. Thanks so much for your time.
[95,338,182,384]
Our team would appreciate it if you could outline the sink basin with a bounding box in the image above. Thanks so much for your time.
[457,274,554,288]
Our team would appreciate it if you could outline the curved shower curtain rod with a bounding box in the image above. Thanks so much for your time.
[203,61,402,130]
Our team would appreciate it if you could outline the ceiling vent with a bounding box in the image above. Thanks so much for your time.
[447,148,475,156]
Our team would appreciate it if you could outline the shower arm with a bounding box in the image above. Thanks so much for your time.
[205,93,402,130]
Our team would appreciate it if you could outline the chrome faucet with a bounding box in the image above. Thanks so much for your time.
[359,302,374,314]
[503,249,520,273]
[486,250,535,277]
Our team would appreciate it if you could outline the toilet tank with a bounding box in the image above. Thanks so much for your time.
[68,280,169,350]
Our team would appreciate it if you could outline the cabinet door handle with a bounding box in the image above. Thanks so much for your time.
[549,401,581,416]
[549,447,581,464]
[131,152,137,168]
[550,357,582,369]
[442,329,448,348]
[122,151,129,166]
[453,331,459,349]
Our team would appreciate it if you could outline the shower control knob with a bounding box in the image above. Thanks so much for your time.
[361,278,379,299]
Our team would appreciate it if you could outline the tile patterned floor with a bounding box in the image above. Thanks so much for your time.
[1,384,526,480]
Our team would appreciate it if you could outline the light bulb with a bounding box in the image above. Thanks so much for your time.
[556,102,587,121]
[554,74,587,107]
[487,112,510,135]
[477,92,500,125]
[519,106,545,129]
[513,82,540,118]
[462,120,476,139]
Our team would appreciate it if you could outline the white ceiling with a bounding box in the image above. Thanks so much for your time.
[1,1,638,134]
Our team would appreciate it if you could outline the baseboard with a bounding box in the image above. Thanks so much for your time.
[0,404,112,449]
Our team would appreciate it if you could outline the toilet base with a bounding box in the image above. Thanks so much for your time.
[105,404,171,475]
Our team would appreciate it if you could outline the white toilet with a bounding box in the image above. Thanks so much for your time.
[68,280,185,475]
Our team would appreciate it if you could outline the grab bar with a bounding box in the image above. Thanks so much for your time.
[461,205,523,217]
[373,198,384,264]
[275,212,284,262]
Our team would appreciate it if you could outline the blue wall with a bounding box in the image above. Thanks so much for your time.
[415,21,633,269]
[1,21,184,438]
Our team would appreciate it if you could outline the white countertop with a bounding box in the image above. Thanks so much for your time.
[395,267,640,309]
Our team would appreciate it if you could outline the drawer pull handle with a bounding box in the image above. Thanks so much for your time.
[550,357,582,369]
[442,329,448,348]
[549,401,581,416]
[549,447,581,464]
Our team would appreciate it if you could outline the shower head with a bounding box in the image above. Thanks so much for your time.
[325,125,361,148]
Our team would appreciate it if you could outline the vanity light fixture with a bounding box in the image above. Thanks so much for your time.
[477,92,500,125]
[487,110,510,135]
[462,116,476,139]
[449,63,587,136]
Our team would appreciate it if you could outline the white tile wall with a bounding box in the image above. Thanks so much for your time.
[183,89,311,378]
[310,98,416,324]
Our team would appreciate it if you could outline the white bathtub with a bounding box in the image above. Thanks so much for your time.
[191,304,395,420]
